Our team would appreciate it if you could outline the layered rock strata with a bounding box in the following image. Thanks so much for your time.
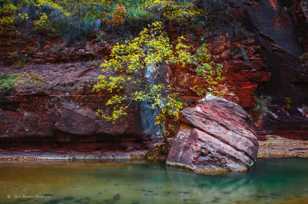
[167,96,259,175]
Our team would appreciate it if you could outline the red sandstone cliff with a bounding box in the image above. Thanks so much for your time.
[0,0,308,159]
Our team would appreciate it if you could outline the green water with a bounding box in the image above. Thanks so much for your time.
[1,159,308,204]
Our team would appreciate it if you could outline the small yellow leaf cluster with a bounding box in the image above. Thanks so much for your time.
[33,13,49,31]
[144,0,202,21]
[154,93,183,125]
[93,75,126,93]
[194,44,224,93]
[0,1,17,27]
[172,36,193,66]
[96,106,128,122]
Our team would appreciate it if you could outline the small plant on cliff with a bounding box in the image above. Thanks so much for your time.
[194,43,224,94]
[0,74,18,91]
[0,1,16,26]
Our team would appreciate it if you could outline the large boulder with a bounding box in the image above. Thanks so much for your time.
[167,96,258,175]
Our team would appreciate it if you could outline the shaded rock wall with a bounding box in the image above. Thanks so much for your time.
[0,62,144,146]
[245,0,308,139]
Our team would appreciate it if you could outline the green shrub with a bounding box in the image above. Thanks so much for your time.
[0,74,18,91]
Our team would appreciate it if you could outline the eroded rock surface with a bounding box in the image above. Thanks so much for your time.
[258,135,308,158]
[0,62,143,142]
[167,96,258,175]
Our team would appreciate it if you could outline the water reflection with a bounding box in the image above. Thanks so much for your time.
[0,159,308,204]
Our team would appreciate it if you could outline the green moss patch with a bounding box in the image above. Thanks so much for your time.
[0,74,18,91]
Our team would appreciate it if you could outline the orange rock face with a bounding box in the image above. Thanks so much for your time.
[209,35,270,109]
[169,33,270,110]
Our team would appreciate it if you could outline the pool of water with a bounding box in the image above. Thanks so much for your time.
[0,159,308,204]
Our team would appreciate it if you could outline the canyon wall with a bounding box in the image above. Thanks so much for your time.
[0,0,308,158]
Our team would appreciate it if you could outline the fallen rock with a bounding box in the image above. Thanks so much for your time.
[167,95,258,175]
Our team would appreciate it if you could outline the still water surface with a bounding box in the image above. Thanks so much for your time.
[0,159,308,204]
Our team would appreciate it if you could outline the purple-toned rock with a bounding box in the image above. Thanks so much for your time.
[0,62,143,141]
[167,96,258,175]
